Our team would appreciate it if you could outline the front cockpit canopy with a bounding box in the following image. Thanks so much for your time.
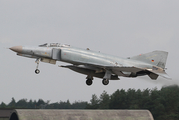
[39,43,70,47]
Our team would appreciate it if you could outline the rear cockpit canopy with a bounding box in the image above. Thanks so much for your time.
[39,43,48,47]
[39,43,70,47]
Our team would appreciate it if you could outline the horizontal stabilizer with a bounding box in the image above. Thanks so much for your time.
[146,69,172,80]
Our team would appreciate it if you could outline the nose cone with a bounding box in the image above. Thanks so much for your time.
[9,46,23,53]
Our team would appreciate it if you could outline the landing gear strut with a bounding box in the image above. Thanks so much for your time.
[35,58,40,74]
[102,70,111,85]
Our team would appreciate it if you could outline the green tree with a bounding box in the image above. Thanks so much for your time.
[58,100,71,109]
[0,102,6,108]
[8,97,16,108]
[16,99,28,108]
[86,94,99,109]
[133,89,143,108]
[159,85,179,119]
[141,88,151,109]
[71,101,88,109]
[36,99,46,108]
[109,89,127,109]
[126,88,139,109]
[27,99,34,108]
[149,88,164,119]
[99,91,110,109]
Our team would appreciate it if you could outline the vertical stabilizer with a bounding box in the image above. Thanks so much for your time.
[131,51,168,69]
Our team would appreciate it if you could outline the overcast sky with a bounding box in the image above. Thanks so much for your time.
[0,0,179,104]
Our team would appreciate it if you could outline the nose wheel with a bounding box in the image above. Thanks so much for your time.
[35,58,40,74]
[35,69,40,74]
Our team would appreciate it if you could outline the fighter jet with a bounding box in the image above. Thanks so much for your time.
[10,43,171,86]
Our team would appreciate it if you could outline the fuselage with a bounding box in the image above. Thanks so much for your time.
[12,44,152,70]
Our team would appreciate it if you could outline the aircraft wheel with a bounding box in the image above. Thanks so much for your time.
[102,79,109,85]
[35,69,40,74]
[86,79,93,86]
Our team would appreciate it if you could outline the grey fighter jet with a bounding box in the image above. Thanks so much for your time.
[10,43,171,86]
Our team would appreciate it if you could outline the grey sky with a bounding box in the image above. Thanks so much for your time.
[0,0,179,104]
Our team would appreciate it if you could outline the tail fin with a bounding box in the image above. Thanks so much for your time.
[131,51,168,69]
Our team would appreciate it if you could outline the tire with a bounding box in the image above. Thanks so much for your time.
[102,79,109,85]
[86,79,93,86]
[35,69,40,74]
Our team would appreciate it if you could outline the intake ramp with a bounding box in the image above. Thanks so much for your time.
[9,109,154,120]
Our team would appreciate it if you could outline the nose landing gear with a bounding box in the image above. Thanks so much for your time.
[35,69,40,74]
[35,58,40,74]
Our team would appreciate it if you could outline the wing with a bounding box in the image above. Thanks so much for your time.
[105,65,172,80]
[60,63,171,80]
[103,66,143,77]
[60,63,144,78]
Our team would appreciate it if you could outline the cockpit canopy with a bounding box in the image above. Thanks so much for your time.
[39,43,70,47]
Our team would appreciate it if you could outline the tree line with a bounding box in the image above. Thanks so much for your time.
[1,85,179,120]
[0,98,87,109]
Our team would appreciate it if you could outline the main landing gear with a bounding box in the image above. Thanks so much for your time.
[35,58,40,74]
[86,76,93,86]
[85,70,111,86]
[102,70,111,85]
[86,79,93,86]
[85,78,109,86]
[102,79,109,85]
[85,75,110,86]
